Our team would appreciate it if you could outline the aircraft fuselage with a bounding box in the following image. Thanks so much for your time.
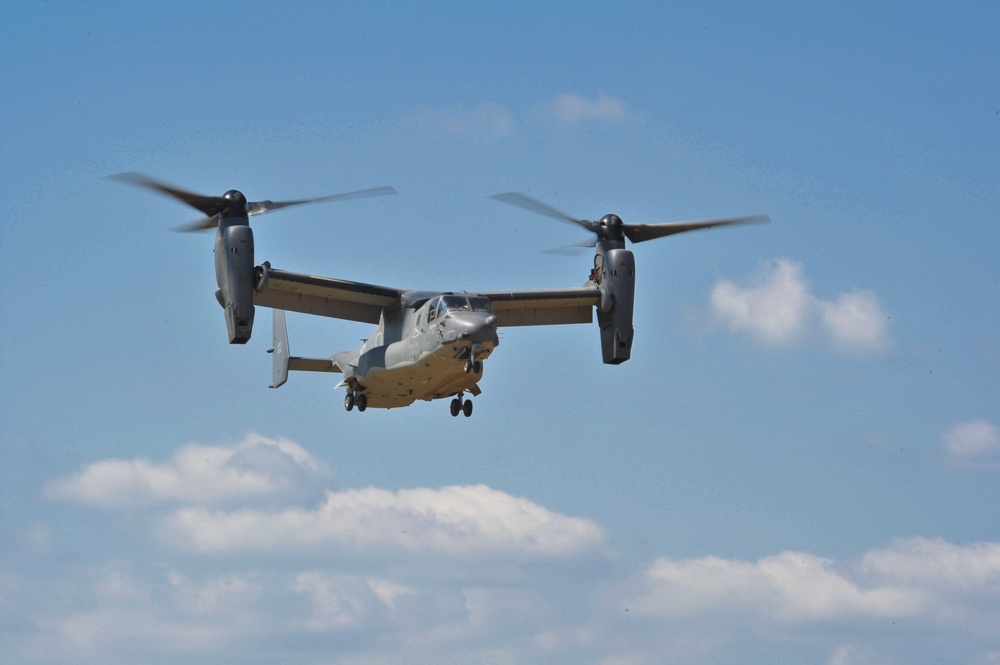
[335,293,499,409]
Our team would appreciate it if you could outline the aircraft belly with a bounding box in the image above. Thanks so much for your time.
[357,340,494,408]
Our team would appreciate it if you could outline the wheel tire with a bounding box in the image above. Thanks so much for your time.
[450,398,461,417]
[357,393,368,412]
[473,360,482,374]
[463,400,473,417]
[344,393,355,412]
[464,360,473,374]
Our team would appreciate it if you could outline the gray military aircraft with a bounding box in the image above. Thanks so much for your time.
[115,174,768,417]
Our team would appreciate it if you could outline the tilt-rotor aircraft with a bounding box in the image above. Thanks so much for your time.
[115,174,768,417]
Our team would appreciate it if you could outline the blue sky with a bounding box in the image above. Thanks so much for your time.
[1,2,998,663]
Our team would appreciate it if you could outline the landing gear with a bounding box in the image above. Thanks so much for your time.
[344,390,367,412]
[464,346,483,374]
[449,392,474,417]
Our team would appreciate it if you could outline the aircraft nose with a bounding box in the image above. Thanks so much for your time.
[457,314,499,343]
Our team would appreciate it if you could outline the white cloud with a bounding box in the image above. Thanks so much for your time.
[629,551,923,621]
[942,419,1000,463]
[711,259,812,344]
[861,537,1000,592]
[626,537,1000,632]
[820,289,891,353]
[545,93,631,124]
[46,432,331,506]
[415,102,515,138]
[711,258,891,354]
[163,484,606,559]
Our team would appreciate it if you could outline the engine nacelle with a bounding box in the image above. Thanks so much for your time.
[596,247,635,364]
[214,223,256,344]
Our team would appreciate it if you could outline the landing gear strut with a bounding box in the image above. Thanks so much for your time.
[450,392,473,417]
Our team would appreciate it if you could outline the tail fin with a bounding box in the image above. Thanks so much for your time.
[268,309,291,388]
[267,309,343,388]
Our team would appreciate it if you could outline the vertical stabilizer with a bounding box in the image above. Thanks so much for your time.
[268,309,290,388]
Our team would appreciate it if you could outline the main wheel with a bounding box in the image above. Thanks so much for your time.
[344,393,355,411]
[464,360,473,374]
[473,360,482,374]
[357,393,368,412]
[450,398,461,417]
[462,400,473,417]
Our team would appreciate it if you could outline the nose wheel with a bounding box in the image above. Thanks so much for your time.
[449,393,473,417]
[464,346,483,374]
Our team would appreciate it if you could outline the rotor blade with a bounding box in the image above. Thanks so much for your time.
[489,192,598,234]
[174,213,222,232]
[248,185,398,216]
[623,214,770,244]
[108,172,228,217]
[543,236,599,255]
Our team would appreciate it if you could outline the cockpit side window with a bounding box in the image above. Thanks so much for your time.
[427,297,438,323]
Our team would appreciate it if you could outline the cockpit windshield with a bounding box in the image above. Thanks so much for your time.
[439,295,493,315]
[467,296,493,313]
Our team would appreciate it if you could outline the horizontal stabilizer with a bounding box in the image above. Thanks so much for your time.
[289,357,341,373]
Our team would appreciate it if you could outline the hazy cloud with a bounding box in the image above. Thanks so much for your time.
[46,432,331,506]
[295,572,376,631]
[412,93,630,138]
[163,484,606,559]
[711,259,891,354]
[545,93,631,124]
[415,102,515,138]
[942,419,1000,466]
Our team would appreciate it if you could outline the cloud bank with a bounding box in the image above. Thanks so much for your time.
[711,259,891,354]
[25,435,1000,665]
[15,533,1000,665]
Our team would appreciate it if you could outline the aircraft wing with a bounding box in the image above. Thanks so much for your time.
[254,263,601,327]
[254,264,404,324]
[478,286,600,326]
